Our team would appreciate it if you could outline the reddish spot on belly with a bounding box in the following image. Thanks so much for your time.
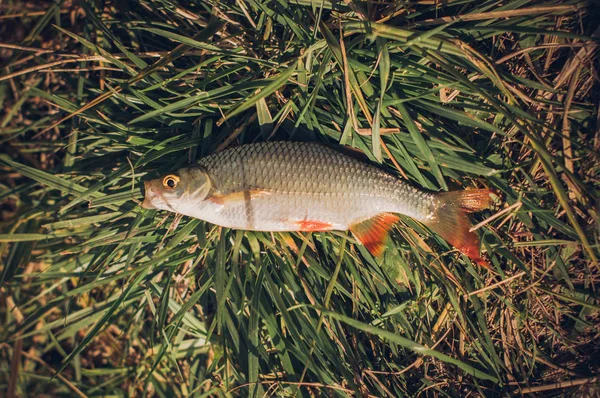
[295,220,334,231]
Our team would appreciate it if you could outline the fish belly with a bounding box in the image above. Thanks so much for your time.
[190,192,386,232]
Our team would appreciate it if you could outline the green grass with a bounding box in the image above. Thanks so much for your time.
[1,0,599,396]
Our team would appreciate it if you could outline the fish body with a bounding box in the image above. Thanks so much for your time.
[143,141,492,266]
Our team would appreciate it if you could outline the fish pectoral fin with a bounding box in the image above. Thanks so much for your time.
[208,190,271,206]
[294,220,334,231]
[349,213,400,257]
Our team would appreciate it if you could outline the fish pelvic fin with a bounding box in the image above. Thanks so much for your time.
[208,190,271,206]
[350,213,400,257]
[423,189,494,269]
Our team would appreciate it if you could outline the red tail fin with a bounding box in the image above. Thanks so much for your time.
[423,189,494,268]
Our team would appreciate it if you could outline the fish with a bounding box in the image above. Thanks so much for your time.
[142,141,493,267]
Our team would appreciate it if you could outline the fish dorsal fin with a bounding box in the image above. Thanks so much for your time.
[208,190,271,206]
[349,213,400,257]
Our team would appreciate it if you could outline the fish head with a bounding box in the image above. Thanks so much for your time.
[142,166,211,212]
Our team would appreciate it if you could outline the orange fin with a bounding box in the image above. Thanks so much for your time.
[424,189,494,269]
[350,213,400,257]
[435,189,494,213]
[208,190,271,205]
[295,220,334,231]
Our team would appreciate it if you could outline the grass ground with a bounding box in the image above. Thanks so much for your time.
[1,0,599,396]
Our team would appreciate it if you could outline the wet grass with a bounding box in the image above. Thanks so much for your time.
[1,0,599,396]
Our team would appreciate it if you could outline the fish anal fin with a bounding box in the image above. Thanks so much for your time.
[208,190,271,206]
[295,220,334,231]
[350,213,400,257]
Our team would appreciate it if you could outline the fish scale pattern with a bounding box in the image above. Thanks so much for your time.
[196,141,436,224]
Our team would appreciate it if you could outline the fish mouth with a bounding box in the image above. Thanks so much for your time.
[141,181,159,210]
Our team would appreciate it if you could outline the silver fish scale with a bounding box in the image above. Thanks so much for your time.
[196,141,435,226]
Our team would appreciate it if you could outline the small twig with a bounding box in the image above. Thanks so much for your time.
[470,201,522,232]
[39,67,122,73]
[0,9,69,20]
[413,5,580,27]
[0,57,108,83]
[126,157,143,206]
[496,43,584,64]
[158,214,184,250]
[515,376,599,394]
[356,127,400,136]
[0,42,54,53]
[561,67,582,200]
[467,272,526,298]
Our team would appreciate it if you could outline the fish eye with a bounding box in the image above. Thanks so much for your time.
[162,174,180,189]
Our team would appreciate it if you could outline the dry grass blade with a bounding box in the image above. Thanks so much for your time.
[413,5,581,26]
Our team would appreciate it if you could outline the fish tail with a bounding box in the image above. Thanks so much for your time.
[422,189,494,269]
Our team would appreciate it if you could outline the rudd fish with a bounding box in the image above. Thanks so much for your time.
[142,141,493,267]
